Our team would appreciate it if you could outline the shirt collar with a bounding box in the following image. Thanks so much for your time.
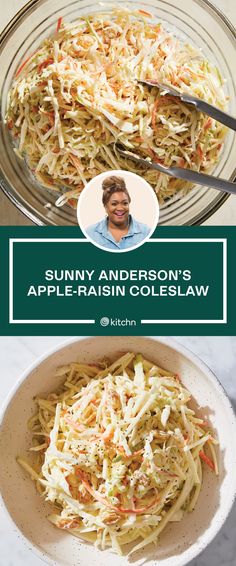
[95,215,142,241]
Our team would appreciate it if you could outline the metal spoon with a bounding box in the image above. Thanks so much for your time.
[115,144,236,195]
[138,79,236,131]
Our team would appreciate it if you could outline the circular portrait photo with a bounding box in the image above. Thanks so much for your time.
[78,170,159,252]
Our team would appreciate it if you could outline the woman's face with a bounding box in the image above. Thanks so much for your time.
[105,191,130,225]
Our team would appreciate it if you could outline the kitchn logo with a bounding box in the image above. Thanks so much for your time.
[100,317,136,327]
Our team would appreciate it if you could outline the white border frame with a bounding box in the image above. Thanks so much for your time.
[9,238,227,324]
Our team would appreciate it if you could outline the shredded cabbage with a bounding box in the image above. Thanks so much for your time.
[18,352,218,555]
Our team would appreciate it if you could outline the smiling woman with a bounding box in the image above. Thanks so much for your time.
[86,175,150,251]
[80,171,158,252]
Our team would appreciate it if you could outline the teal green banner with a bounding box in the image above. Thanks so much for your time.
[0,226,233,335]
[10,237,224,324]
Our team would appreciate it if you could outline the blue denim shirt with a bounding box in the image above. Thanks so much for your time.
[86,215,150,251]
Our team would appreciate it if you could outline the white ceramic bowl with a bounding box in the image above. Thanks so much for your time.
[0,336,236,566]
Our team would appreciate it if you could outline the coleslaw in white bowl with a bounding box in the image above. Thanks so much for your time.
[0,336,236,566]
[17,351,219,556]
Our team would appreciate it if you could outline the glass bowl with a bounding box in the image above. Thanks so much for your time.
[0,0,236,226]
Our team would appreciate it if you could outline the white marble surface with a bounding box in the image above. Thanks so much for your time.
[0,0,236,225]
[0,336,236,566]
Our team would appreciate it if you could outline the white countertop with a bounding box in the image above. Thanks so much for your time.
[0,335,236,566]
[0,0,236,225]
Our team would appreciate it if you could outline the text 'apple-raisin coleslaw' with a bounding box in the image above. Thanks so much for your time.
[6,8,227,209]
[18,352,218,555]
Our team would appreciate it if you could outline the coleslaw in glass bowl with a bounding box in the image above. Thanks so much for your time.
[0,0,236,225]
[6,8,227,210]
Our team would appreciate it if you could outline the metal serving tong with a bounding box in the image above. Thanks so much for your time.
[115,80,236,195]
[116,145,236,195]
[138,80,236,131]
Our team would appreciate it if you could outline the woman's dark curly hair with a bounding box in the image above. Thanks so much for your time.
[102,175,131,206]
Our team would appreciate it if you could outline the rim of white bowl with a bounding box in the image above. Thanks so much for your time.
[1,335,236,566]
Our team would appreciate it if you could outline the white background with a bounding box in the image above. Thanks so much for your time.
[0,0,236,226]
[0,335,236,566]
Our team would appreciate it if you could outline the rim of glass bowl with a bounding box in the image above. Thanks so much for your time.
[0,0,235,225]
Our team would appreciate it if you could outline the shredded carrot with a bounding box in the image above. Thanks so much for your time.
[91,398,100,406]
[117,496,159,514]
[70,154,81,168]
[75,469,115,510]
[175,373,181,382]
[138,9,153,17]
[197,145,204,161]
[59,518,81,529]
[64,416,86,432]
[199,421,209,427]
[41,110,54,117]
[204,117,212,130]
[102,429,114,442]
[56,17,63,33]
[75,468,158,515]
[129,449,143,458]
[15,55,32,78]
[38,57,54,73]
[199,451,215,471]
[185,67,205,80]
[116,445,143,459]
[41,109,55,126]
[148,148,164,164]
[178,76,189,85]
[178,157,185,168]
